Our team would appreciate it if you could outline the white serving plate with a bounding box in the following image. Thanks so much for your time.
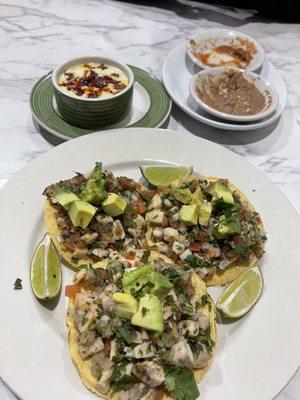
[163,43,287,131]
[0,128,299,400]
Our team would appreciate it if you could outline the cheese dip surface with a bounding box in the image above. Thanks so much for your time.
[58,63,129,99]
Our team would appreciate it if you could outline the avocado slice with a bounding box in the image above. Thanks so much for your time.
[147,270,173,301]
[54,191,79,210]
[208,182,234,208]
[214,213,241,239]
[172,188,192,204]
[68,200,97,229]
[179,204,198,226]
[131,294,163,333]
[190,187,204,206]
[198,201,212,227]
[122,265,155,295]
[113,292,138,320]
[81,162,107,206]
[122,264,173,301]
[102,193,127,217]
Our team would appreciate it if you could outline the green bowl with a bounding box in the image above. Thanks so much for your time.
[51,56,134,129]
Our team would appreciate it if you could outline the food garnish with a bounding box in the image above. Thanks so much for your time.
[13,278,23,290]
[217,265,263,318]
[140,165,193,187]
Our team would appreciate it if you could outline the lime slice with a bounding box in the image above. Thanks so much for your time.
[30,233,62,300]
[217,266,263,318]
[140,165,193,186]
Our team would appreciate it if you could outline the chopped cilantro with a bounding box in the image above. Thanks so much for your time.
[14,278,23,290]
[141,307,149,317]
[117,327,134,344]
[201,295,212,311]
[233,244,250,257]
[162,268,182,284]
[112,353,124,363]
[164,367,199,400]
[142,250,150,262]
[185,255,213,268]
[113,374,138,391]
[110,361,129,382]
[198,328,215,351]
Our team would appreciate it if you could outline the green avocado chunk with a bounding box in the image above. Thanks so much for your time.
[54,191,79,210]
[214,213,241,239]
[113,292,138,320]
[198,201,212,227]
[190,187,204,206]
[68,200,97,229]
[131,294,164,333]
[122,264,173,301]
[123,265,155,294]
[102,193,127,217]
[81,162,108,206]
[172,188,192,204]
[179,204,198,226]
[209,182,235,208]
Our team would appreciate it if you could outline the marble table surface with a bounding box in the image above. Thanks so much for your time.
[0,0,299,398]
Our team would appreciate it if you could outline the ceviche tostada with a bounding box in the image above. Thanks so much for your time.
[145,176,266,286]
[43,163,153,269]
[66,250,216,400]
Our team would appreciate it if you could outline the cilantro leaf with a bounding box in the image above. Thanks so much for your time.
[142,250,150,262]
[201,294,212,311]
[117,327,134,344]
[185,255,213,269]
[164,367,199,400]
[141,307,149,317]
[233,244,250,257]
[113,374,138,391]
[14,278,22,290]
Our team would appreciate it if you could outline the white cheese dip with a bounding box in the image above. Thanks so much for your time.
[58,63,129,99]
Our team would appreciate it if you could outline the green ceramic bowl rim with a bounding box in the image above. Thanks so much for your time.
[29,65,172,140]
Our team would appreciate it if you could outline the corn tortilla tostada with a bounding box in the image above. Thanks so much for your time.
[43,162,154,269]
[66,250,216,400]
[144,176,266,286]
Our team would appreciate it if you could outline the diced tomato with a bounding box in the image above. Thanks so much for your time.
[119,177,131,190]
[242,210,252,221]
[65,284,81,298]
[103,340,111,357]
[98,270,107,281]
[188,181,198,193]
[170,221,180,229]
[64,240,75,250]
[123,251,135,260]
[256,216,262,224]
[197,231,207,242]
[232,235,246,245]
[107,182,115,192]
[132,198,146,214]
[76,239,86,249]
[189,243,202,252]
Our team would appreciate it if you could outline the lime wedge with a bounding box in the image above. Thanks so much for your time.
[30,233,62,300]
[140,165,193,186]
[217,266,263,318]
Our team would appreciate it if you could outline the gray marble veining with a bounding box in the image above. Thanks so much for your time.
[0,0,299,398]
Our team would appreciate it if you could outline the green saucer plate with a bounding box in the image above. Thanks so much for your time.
[30,65,172,141]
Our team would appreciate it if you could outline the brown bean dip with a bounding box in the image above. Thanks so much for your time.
[196,69,267,116]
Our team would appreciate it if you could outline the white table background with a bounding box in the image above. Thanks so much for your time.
[0,0,299,398]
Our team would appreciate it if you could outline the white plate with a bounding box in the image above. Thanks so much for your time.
[0,128,299,400]
[163,43,287,130]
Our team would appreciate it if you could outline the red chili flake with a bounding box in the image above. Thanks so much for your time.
[65,72,75,80]
[111,73,120,77]
[98,63,108,70]
[83,63,91,68]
